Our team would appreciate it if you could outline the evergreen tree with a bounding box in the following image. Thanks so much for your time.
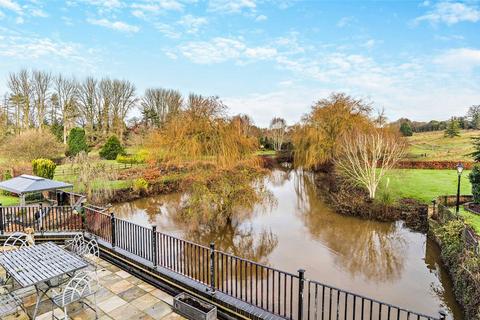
[399,122,413,136]
[470,136,480,162]
[444,118,460,138]
[66,128,89,156]
[99,136,125,160]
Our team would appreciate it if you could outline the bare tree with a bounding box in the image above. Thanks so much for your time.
[110,79,137,140]
[54,75,79,144]
[77,77,99,135]
[98,78,113,136]
[32,70,52,128]
[7,69,32,130]
[269,117,286,151]
[335,130,406,199]
[141,88,182,128]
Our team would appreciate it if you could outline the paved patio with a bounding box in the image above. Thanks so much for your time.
[2,256,186,320]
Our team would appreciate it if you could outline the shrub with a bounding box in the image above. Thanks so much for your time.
[0,129,63,161]
[1,170,13,195]
[32,159,57,179]
[116,149,148,164]
[100,136,125,160]
[133,178,149,193]
[399,122,413,136]
[469,164,480,203]
[66,128,89,156]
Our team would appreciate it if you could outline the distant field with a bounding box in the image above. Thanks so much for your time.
[406,129,479,161]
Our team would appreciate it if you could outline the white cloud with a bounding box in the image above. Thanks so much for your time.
[363,39,378,49]
[174,37,280,64]
[208,0,256,13]
[30,8,48,18]
[0,35,91,64]
[178,37,246,64]
[415,1,480,25]
[337,16,353,27]
[154,22,181,38]
[87,18,140,33]
[255,14,267,21]
[81,0,123,9]
[131,0,183,15]
[434,48,480,71]
[15,16,23,24]
[178,15,208,34]
[0,0,22,14]
[0,10,4,19]
[245,47,277,59]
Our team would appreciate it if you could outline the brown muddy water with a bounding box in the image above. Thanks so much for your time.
[113,168,463,319]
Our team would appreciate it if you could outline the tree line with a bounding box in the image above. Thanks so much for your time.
[393,104,480,136]
[0,69,291,153]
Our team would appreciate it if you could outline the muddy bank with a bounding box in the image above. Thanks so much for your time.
[313,171,429,232]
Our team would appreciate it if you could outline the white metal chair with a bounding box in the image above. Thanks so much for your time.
[0,292,22,318]
[80,239,100,270]
[50,271,99,320]
[64,234,85,254]
[2,232,29,250]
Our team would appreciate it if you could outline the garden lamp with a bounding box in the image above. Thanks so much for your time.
[456,162,464,214]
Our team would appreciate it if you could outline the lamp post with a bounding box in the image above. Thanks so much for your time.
[456,162,464,214]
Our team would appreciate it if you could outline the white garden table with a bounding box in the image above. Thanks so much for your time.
[0,242,88,319]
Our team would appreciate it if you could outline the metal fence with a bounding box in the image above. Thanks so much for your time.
[0,205,81,233]
[0,203,444,320]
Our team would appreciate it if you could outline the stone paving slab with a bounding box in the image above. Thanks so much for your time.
[1,256,186,320]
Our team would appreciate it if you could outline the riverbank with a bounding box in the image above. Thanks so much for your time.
[429,211,480,320]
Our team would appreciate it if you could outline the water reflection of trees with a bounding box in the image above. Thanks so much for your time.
[293,170,407,283]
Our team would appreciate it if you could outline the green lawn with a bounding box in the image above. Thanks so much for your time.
[384,169,471,203]
[458,207,480,234]
[0,194,19,206]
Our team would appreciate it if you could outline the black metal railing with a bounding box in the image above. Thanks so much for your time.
[305,280,440,320]
[0,205,81,233]
[0,203,445,320]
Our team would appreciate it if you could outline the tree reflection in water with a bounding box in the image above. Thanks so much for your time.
[291,169,407,283]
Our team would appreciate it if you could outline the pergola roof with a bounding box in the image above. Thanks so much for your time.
[0,174,73,195]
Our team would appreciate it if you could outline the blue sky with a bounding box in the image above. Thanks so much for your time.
[0,0,479,127]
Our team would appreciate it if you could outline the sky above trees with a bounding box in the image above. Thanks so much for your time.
[0,0,479,127]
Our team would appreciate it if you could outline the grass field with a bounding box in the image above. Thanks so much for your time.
[406,129,479,161]
[0,195,19,206]
[384,169,471,203]
[458,207,480,234]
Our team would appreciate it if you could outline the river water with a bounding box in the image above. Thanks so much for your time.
[113,168,463,319]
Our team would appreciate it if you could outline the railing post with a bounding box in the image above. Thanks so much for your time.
[0,203,4,235]
[152,225,157,268]
[298,269,305,320]
[111,212,116,248]
[209,242,215,294]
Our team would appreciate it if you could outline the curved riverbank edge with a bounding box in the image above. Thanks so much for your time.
[429,203,480,320]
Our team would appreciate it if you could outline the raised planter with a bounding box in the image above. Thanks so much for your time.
[173,293,217,320]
